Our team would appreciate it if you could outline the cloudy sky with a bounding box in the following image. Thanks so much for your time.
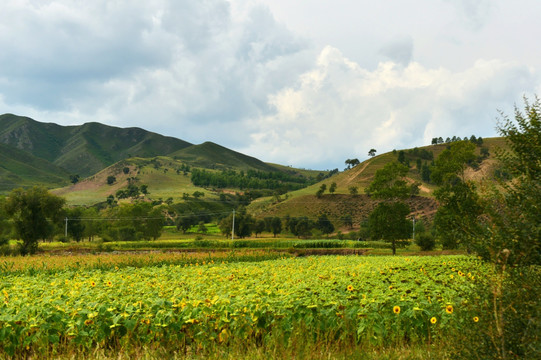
[1,1,540,170]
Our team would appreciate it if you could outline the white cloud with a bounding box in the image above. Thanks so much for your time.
[239,47,539,169]
[1,0,540,170]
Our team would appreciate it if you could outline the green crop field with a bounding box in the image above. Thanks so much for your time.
[0,254,487,358]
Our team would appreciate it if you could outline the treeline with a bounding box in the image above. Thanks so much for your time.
[431,134,484,145]
[191,168,316,191]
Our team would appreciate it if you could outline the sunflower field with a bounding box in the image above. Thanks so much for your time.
[0,255,487,357]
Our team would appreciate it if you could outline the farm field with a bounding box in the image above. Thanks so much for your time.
[0,253,487,359]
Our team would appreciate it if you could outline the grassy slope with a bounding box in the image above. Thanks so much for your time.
[169,141,279,172]
[0,143,70,192]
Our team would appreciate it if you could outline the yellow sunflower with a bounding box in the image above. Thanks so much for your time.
[430,317,437,324]
[393,306,401,314]
[446,305,454,314]
[473,316,479,323]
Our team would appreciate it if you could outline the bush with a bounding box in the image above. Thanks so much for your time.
[415,232,436,251]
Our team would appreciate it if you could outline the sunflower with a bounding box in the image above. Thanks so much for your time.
[430,317,437,324]
[84,319,93,326]
[347,285,354,292]
[446,305,454,314]
[90,281,96,287]
[393,306,401,314]
[473,316,479,323]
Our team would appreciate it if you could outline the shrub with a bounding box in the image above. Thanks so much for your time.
[415,232,436,251]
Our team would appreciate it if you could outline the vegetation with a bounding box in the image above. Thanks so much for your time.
[4,187,65,255]
[0,255,489,358]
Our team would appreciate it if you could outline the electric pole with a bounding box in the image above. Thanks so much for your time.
[231,209,235,240]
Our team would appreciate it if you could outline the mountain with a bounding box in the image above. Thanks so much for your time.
[169,141,279,172]
[0,114,192,178]
[0,142,70,191]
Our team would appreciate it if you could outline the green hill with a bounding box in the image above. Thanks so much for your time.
[169,141,278,172]
[0,143,70,191]
[248,137,506,228]
[0,114,192,178]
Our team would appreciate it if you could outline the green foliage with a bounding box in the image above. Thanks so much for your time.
[4,186,65,255]
[368,202,411,255]
[365,162,418,200]
[415,232,436,251]
[315,183,326,198]
[315,213,334,235]
[102,203,164,241]
[328,182,337,194]
[431,141,482,250]
[106,175,116,185]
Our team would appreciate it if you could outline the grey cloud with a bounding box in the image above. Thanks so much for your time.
[379,37,413,66]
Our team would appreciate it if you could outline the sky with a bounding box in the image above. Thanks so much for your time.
[1,0,540,170]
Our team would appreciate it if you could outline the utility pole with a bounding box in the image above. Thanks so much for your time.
[231,209,235,240]
[412,215,415,241]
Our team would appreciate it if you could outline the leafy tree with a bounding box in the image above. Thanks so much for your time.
[365,162,417,255]
[176,213,199,233]
[344,158,360,169]
[368,149,377,157]
[254,219,265,238]
[197,221,208,234]
[0,197,12,246]
[365,162,418,199]
[478,97,541,266]
[4,187,65,255]
[69,174,80,184]
[140,184,149,195]
[315,184,326,198]
[294,217,314,238]
[107,175,116,185]
[66,207,85,242]
[270,216,282,238]
[368,202,411,254]
[329,182,337,194]
[123,167,130,174]
[316,213,334,235]
[397,150,406,164]
[431,141,482,250]
[348,186,358,195]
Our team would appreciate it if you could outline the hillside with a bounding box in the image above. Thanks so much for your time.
[248,137,506,228]
[169,142,278,172]
[0,143,70,191]
[0,114,192,178]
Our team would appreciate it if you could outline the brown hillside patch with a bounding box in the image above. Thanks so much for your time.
[262,194,438,225]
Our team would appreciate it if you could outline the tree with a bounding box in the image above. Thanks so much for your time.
[316,213,334,235]
[348,186,358,195]
[176,213,199,233]
[66,207,85,242]
[4,187,65,255]
[254,219,265,238]
[368,202,411,253]
[368,149,377,157]
[365,162,417,255]
[431,141,482,250]
[315,184,326,198]
[328,182,337,194]
[197,221,208,234]
[479,96,541,266]
[345,158,360,169]
[0,197,12,246]
[365,162,417,199]
[270,216,282,238]
[107,176,116,185]
[69,174,80,184]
